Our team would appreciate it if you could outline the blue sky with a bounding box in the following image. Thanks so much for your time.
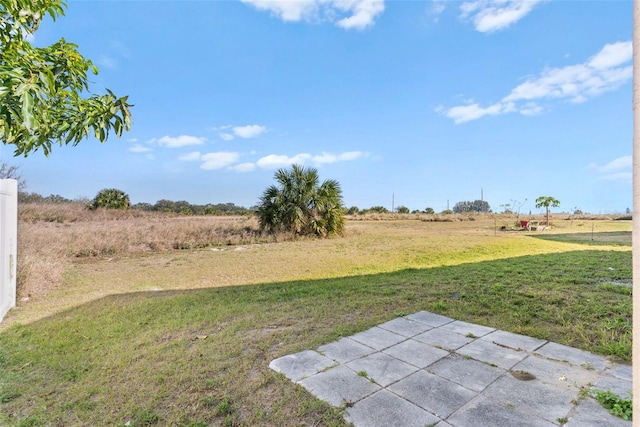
[5,0,633,213]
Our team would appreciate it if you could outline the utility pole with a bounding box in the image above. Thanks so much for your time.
[481,188,484,201]
[392,193,394,213]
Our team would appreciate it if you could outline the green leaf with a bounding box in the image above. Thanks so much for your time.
[21,91,35,130]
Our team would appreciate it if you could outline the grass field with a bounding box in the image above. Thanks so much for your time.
[0,213,632,426]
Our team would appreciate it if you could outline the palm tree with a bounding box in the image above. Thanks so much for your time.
[88,188,130,210]
[535,196,560,226]
[257,164,345,237]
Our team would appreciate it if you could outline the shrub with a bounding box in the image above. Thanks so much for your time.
[87,188,130,210]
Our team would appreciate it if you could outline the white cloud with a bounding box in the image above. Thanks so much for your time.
[216,124,268,141]
[313,151,367,164]
[519,102,544,116]
[98,55,118,69]
[200,152,240,170]
[129,143,152,153]
[233,124,268,139]
[588,42,632,70]
[432,0,446,16]
[589,156,632,182]
[241,0,384,30]
[178,151,202,161]
[335,0,385,30]
[231,163,257,172]
[444,102,508,124]
[599,172,632,182]
[442,41,632,123]
[154,135,206,148]
[256,151,367,169]
[257,153,313,169]
[591,156,632,173]
[460,0,543,33]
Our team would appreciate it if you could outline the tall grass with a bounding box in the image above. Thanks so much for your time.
[17,203,265,301]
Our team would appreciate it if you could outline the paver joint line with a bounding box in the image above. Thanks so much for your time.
[269,311,632,427]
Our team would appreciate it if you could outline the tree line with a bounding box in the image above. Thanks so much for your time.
[18,189,252,216]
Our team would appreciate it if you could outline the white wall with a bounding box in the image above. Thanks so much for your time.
[0,179,17,322]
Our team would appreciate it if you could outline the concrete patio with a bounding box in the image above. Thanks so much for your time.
[270,311,632,426]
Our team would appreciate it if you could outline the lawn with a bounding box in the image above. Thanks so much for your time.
[0,216,632,426]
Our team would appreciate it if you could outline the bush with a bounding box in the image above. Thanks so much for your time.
[87,188,130,210]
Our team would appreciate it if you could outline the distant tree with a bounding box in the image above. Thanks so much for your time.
[203,205,220,215]
[396,205,410,214]
[424,207,435,215]
[0,0,132,156]
[347,206,360,215]
[18,191,44,203]
[154,199,176,213]
[0,162,27,189]
[132,202,154,211]
[365,206,389,214]
[256,164,345,237]
[88,188,130,210]
[43,194,70,203]
[440,209,453,215]
[178,205,193,215]
[535,196,560,226]
[453,200,491,213]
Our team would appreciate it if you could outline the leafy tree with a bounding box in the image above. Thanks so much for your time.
[453,199,491,213]
[396,205,410,214]
[0,0,132,156]
[88,188,130,210]
[347,206,360,215]
[256,164,345,237]
[535,196,560,225]
[424,207,435,215]
[132,202,153,211]
[364,206,389,214]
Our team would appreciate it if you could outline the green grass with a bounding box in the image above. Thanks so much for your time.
[0,220,632,426]
[532,231,631,246]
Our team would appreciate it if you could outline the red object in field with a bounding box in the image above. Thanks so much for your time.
[520,220,529,228]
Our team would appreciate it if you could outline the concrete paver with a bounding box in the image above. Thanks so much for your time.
[481,329,547,352]
[349,326,406,350]
[377,317,433,337]
[457,338,528,370]
[483,373,577,422]
[269,311,632,426]
[382,338,449,368]
[440,320,496,338]
[535,341,608,371]
[428,353,503,392]
[413,327,474,350]
[345,389,441,427]
[298,365,380,407]
[345,352,418,387]
[389,370,477,419]
[318,337,376,364]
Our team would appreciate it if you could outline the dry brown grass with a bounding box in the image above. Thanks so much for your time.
[17,203,265,302]
[16,203,630,317]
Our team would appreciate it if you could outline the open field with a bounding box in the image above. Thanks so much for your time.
[0,211,632,426]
